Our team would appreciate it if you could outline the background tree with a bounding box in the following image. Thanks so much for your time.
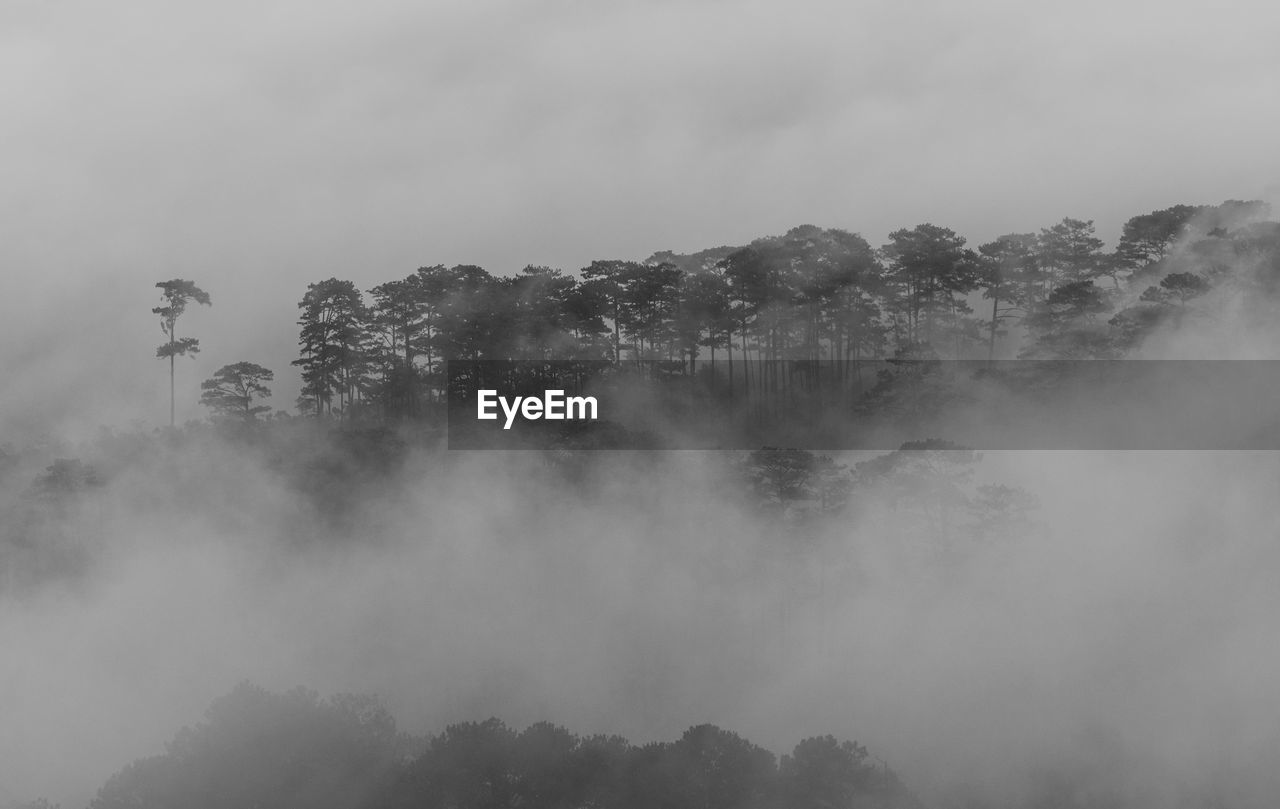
[425,264,498,364]
[623,261,683,361]
[294,279,371,419]
[1116,204,1203,267]
[757,226,882,388]
[676,267,733,376]
[1035,217,1105,290]
[1143,271,1211,307]
[1136,271,1211,330]
[854,440,982,550]
[31,458,103,508]
[153,279,211,428]
[719,246,774,390]
[200,362,274,422]
[1108,302,1172,352]
[579,260,638,363]
[89,683,402,809]
[881,224,981,354]
[410,717,518,809]
[778,735,873,809]
[978,233,1038,360]
[1021,280,1114,358]
[667,724,777,809]
[1198,199,1272,236]
[742,448,851,516]
[504,265,588,359]
[367,276,428,418]
[88,684,925,809]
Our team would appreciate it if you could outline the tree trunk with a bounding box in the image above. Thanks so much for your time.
[988,293,1000,363]
[727,332,734,392]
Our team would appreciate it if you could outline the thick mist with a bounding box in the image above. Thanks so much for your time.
[9,1,1280,806]
[5,212,1280,809]
[3,430,1280,808]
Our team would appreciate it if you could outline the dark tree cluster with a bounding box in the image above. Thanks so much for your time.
[270,200,1277,423]
[147,200,1278,428]
[88,683,923,809]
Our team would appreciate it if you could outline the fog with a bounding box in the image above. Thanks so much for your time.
[6,2,1280,807]
[4,426,1280,808]
[6,213,1280,808]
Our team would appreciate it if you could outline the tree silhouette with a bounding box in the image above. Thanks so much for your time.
[1116,204,1203,267]
[978,233,1038,360]
[153,279,211,428]
[1151,271,1210,307]
[294,279,370,419]
[367,276,429,418]
[1036,217,1105,289]
[86,684,930,809]
[200,362,274,422]
[779,735,873,809]
[580,259,642,363]
[882,224,981,353]
[1022,280,1114,359]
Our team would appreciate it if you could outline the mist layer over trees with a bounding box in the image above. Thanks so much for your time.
[4,200,1280,809]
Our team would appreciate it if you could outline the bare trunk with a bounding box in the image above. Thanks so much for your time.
[988,293,999,363]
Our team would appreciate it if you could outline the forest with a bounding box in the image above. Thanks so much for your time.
[4,198,1280,809]
[142,198,1280,451]
[174,199,1277,426]
[83,682,922,809]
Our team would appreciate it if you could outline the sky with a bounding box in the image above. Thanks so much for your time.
[4,0,1280,434]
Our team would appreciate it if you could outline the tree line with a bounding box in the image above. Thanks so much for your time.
[87,682,923,809]
[158,199,1278,424]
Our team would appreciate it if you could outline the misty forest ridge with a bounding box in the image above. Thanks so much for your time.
[164,200,1279,434]
[4,198,1280,809]
[83,682,923,809]
[8,0,1280,806]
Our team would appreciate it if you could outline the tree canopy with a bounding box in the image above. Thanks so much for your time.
[200,362,274,422]
[89,684,923,809]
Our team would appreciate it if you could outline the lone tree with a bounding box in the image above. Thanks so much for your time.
[153,279,211,427]
[200,362,274,422]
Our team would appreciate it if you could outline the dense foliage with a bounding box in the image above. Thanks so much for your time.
[87,684,923,809]
[225,200,1278,421]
